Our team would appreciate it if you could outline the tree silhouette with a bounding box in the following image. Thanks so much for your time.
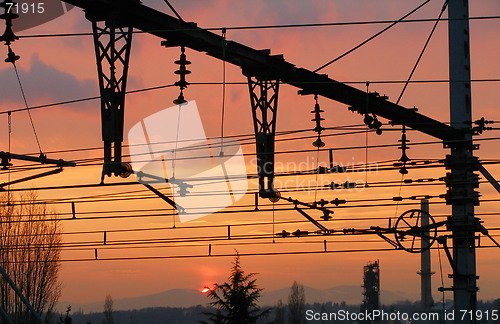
[273,299,286,324]
[103,294,114,324]
[0,192,62,323]
[287,281,306,324]
[201,253,269,324]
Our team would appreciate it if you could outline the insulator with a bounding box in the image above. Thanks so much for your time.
[317,166,329,174]
[310,95,327,147]
[174,79,189,89]
[313,125,325,133]
[173,46,191,101]
[312,136,325,148]
[278,230,290,238]
[321,210,333,221]
[342,181,356,189]
[0,2,19,45]
[397,126,410,176]
[363,114,373,125]
[0,23,17,45]
[400,151,410,163]
[0,156,11,170]
[311,116,325,122]
[173,91,187,105]
[399,133,409,145]
[310,103,324,114]
[174,66,191,75]
[174,55,191,66]
[292,229,308,237]
[176,186,190,197]
[4,45,19,63]
[330,198,346,206]
[316,199,328,207]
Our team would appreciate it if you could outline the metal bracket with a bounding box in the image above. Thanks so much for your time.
[295,207,331,235]
[438,236,458,274]
[143,184,184,214]
[478,164,500,194]
[247,76,279,198]
[88,15,133,181]
[0,152,75,190]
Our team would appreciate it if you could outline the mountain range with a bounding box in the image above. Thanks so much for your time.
[60,285,418,313]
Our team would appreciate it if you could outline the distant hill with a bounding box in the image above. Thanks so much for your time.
[61,289,207,313]
[59,285,419,313]
[260,285,416,307]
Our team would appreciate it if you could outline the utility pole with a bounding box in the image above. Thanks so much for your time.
[418,199,434,311]
[446,0,479,319]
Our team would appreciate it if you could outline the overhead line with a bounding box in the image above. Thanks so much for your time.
[15,16,500,39]
[3,79,500,115]
[27,245,500,263]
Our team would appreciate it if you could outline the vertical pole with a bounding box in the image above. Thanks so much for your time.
[0,266,43,324]
[419,200,434,311]
[447,0,478,319]
[247,76,279,198]
[89,15,133,181]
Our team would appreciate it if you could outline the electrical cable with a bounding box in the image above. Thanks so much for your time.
[437,244,446,311]
[15,16,500,39]
[5,245,498,264]
[3,79,500,115]
[313,0,432,72]
[10,61,43,154]
[163,0,184,21]
[396,0,448,105]
[218,28,228,157]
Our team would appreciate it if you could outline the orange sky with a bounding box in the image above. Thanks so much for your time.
[0,0,500,309]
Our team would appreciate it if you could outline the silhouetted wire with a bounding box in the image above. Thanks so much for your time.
[11,62,43,153]
[5,161,500,197]
[3,79,500,115]
[314,0,432,72]
[396,0,448,105]
[163,0,184,21]
[15,16,500,39]
[7,245,497,264]
[8,197,500,225]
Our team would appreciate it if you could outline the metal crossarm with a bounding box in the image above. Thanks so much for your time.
[86,8,133,180]
[62,0,463,143]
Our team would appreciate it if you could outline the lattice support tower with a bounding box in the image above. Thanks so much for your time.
[361,260,380,316]
[247,75,279,198]
[86,7,134,180]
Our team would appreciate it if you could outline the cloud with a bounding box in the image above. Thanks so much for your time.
[250,0,338,25]
[0,53,97,108]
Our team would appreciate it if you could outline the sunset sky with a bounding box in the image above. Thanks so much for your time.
[1,0,500,309]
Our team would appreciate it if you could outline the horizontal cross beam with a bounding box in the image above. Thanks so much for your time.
[62,0,463,142]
